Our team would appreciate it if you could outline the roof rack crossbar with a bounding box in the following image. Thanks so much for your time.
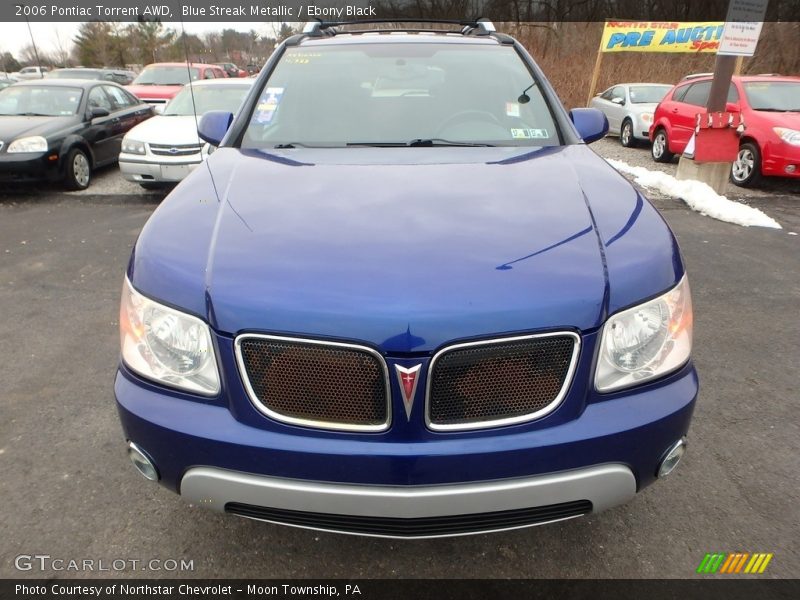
[302,18,496,36]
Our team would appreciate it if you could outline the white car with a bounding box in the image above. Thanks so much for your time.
[590,83,672,147]
[119,78,254,189]
[13,66,48,80]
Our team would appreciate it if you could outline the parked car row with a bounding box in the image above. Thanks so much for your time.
[0,62,255,190]
[592,74,800,187]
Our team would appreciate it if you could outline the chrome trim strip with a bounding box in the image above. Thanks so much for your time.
[425,331,581,432]
[181,464,635,538]
[231,512,585,540]
[234,333,391,433]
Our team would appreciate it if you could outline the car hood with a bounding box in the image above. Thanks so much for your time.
[132,145,682,352]
[126,115,200,145]
[0,115,74,141]
[748,109,800,128]
[125,84,181,100]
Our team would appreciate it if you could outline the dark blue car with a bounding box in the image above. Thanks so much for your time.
[115,20,697,538]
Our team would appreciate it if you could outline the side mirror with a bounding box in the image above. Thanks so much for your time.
[198,110,234,147]
[153,104,165,115]
[611,97,625,105]
[89,106,110,119]
[725,102,740,113]
[569,108,609,144]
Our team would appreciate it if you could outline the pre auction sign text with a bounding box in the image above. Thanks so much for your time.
[601,21,726,53]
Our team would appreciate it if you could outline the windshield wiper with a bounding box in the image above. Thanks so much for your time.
[346,139,495,148]
[272,143,345,149]
[755,107,799,112]
[15,112,52,116]
[408,138,495,147]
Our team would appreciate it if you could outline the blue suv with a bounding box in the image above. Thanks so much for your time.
[115,19,697,538]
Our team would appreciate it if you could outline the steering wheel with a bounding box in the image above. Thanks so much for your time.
[436,110,502,136]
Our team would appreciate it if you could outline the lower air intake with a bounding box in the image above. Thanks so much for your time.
[226,500,592,538]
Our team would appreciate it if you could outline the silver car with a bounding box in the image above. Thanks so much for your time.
[590,83,672,147]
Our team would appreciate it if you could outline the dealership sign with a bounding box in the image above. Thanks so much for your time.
[717,0,769,56]
[600,21,726,53]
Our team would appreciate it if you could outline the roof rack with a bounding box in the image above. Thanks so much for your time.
[681,72,713,81]
[301,18,497,37]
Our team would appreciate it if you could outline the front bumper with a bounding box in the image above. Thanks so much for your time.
[182,464,635,538]
[115,360,698,536]
[0,152,61,183]
[119,154,201,183]
[762,145,800,178]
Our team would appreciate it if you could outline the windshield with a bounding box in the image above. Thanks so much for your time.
[241,43,559,148]
[0,85,82,116]
[744,81,800,111]
[629,85,672,104]
[164,84,251,116]
[133,66,200,86]
[47,69,101,80]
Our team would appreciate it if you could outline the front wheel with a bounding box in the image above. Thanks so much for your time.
[64,148,91,190]
[620,119,635,148]
[651,129,674,163]
[731,142,762,187]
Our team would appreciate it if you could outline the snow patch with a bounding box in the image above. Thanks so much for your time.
[607,158,781,229]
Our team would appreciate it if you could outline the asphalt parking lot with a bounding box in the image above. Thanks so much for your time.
[1,148,798,579]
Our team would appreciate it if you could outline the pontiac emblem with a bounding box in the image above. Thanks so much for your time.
[395,364,421,420]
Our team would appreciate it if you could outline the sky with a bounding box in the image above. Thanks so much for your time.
[0,22,286,61]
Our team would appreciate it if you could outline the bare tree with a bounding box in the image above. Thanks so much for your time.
[51,28,73,67]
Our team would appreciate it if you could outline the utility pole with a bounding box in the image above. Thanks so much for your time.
[676,0,768,193]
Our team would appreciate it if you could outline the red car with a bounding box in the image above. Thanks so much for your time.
[650,75,800,186]
[126,63,227,108]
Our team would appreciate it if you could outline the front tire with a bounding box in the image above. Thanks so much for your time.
[651,128,674,163]
[620,119,635,148]
[731,142,762,187]
[64,148,91,190]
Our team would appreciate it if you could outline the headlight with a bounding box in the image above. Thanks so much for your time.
[121,138,146,155]
[640,113,654,123]
[120,277,220,395]
[774,127,800,146]
[595,275,692,392]
[7,135,47,153]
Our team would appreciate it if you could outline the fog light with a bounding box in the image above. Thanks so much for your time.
[785,165,796,173]
[127,442,159,481]
[657,438,686,478]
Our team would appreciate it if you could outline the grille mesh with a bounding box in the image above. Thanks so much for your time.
[149,143,202,156]
[238,337,388,428]
[429,335,576,427]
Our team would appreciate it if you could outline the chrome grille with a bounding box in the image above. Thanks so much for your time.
[427,333,579,431]
[149,143,202,156]
[236,335,390,432]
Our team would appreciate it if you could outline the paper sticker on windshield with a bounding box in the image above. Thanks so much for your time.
[506,102,520,117]
[511,128,548,139]
[254,87,284,124]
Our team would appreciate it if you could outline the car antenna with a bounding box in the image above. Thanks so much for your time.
[24,14,44,78]
[518,82,537,104]
[179,15,222,205]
